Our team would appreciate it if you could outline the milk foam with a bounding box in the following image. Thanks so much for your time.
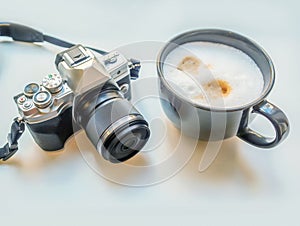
[163,42,264,109]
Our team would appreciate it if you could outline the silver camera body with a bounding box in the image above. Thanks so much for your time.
[14,76,73,125]
[55,45,132,100]
[13,45,145,157]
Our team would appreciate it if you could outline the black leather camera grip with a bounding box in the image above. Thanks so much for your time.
[26,107,74,151]
[238,100,290,148]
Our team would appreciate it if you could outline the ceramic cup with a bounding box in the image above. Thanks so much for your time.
[157,29,289,148]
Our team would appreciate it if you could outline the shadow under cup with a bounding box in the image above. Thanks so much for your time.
[157,29,289,148]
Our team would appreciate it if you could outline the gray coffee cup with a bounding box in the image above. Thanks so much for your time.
[157,29,289,148]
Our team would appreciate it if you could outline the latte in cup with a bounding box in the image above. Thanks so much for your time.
[163,42,264,109]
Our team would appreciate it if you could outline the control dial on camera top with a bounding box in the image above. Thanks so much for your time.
[24,83,40,97]
[42,74,63,93]
[33,90,52,109]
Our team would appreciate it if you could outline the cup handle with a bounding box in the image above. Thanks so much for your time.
[237,100,290,148]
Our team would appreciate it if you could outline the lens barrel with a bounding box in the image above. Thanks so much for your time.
[74,80,150,163]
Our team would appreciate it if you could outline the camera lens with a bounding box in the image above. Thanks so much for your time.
[98,114,150,163]
[74,81,150,163]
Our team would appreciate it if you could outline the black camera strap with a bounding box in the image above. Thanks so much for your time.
[0,118,25,161]
[0,22,108,54]
[0,22,141,79]
[0,22,141,161]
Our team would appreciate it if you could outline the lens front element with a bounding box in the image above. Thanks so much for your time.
[99,115,150,163]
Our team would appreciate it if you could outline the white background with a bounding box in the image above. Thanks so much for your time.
[0,0,299,225]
